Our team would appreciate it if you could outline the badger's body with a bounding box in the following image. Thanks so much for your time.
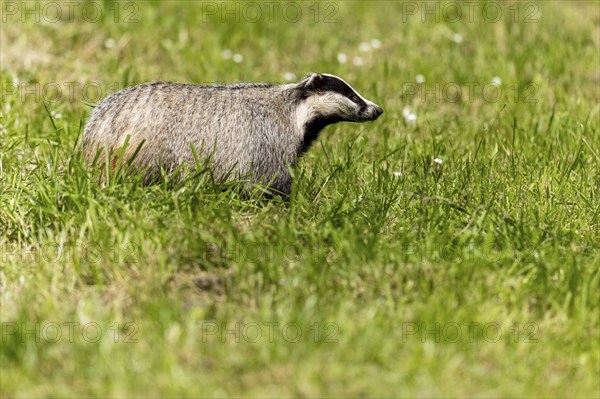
[83,73,383,195]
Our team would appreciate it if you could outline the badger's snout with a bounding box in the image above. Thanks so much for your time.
[372,104,384,119]
[362,103,383,121]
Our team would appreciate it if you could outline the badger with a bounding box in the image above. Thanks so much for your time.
[83,73,383,195]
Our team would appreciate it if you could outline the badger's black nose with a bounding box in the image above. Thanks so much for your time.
[374,105,384,118]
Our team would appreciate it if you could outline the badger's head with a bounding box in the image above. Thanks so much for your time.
[297,72,383,123]
[294,73,383,151]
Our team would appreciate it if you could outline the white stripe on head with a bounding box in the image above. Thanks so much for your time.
[321,73,374,106]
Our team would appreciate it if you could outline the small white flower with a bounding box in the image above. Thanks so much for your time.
[352,56,365,66]
[104,38,115,49]
[283,72,296,81]
[337,53,348,63]
[393,171,403,177]
[178,30,188,43]
[402,106,411,117]
[415,74,425,84]
[79,312,91,324]
[232,53,244,63]
[491,76,502,86]
[221,49,233,59]
[452,33,464,43]
[359,42,371,52]
[434,158,443,164]
[370,39,382,49]
[405,113,417,125]
[166,325,181,343]
[51,111,62,119]
[19,275,25,283]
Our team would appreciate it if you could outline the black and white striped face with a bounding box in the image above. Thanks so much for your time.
[297,73,383,124]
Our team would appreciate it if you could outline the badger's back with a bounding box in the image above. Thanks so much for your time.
[83,82,299,188]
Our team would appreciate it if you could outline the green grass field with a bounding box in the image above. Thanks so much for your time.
[1,0,599,397]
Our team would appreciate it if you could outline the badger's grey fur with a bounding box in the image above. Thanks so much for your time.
[83,73,383,195]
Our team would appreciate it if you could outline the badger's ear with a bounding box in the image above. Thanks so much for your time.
[301,73,324,91]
